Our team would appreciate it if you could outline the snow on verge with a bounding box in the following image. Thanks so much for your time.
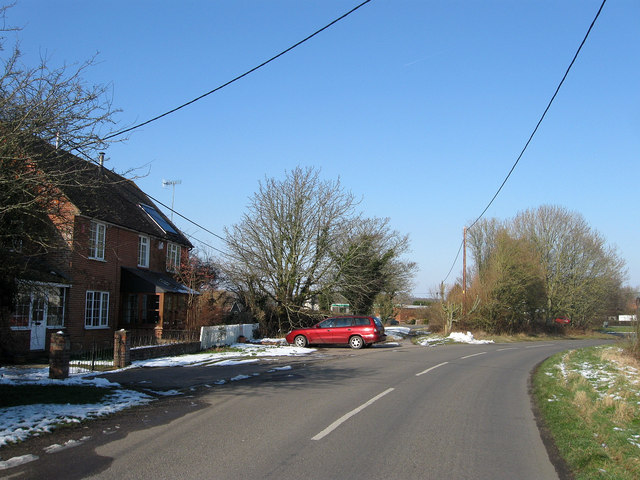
[418,331,494,346]
[0,377,153,447]
[0,343,315,449]
[448,332,494,344]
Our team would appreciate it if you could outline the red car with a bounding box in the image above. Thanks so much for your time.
[554,316,571,325]
[286,316,386,349]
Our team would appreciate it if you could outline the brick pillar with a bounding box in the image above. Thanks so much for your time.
[154,325,163,342]
[114,329,131,368]
[49,331,70,379]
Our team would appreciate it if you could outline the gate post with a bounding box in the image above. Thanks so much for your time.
[49,331,70,379]
[114,329,131,368]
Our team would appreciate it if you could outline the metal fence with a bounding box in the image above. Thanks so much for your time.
[129,329,201,348]
[69,341,114,375]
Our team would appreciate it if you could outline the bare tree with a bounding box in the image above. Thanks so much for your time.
[511,205,626,326]
[220,166,359,333]
[220,168,418,333]
[0,6,122,305]
[467,217,504,280]
[173,248,219,328]
[467,205,627,330]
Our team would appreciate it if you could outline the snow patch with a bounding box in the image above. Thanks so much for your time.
[0,454,39,470]
[448,332,494,344]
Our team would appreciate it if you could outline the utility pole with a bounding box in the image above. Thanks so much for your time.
[462,226,467,312]
[162,179,181,220]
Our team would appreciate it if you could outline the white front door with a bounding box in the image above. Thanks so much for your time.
[29,296,47,351]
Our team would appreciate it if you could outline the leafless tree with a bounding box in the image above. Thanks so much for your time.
[0,5,123,305]
[511,205,626,326]
[467,205,626,329]
[220,166,359,333]
[467,217,505,280]
[220,167,418,333]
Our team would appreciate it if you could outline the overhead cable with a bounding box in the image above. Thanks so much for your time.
[442,0,607,284]
[103,0,373,141]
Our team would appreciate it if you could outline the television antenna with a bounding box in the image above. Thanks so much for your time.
[161,179,182,220]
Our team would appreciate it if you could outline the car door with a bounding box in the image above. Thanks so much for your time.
[313,318,336,343]
[330,317,354,343]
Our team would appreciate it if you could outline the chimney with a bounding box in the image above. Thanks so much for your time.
[98,152,105,175]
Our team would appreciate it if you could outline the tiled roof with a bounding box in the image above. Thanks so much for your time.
[35,142,192,248]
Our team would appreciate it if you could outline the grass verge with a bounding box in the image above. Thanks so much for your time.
[0,385,113,408]
[532,345,640,479]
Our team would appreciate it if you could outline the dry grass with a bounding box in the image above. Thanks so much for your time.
[474,330,612,343]
[534,345,640,479]
[573,390,595,417]
[601,346,640,370]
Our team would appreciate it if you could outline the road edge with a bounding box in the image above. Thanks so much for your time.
[528,360,574,480]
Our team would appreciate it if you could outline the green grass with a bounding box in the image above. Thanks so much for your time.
[0,384,114,408]
[533,346,640,479]
[604,326,634,333]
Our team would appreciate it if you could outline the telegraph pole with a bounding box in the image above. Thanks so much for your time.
[462,226,467,311]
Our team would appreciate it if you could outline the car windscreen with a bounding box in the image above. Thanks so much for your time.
[373,317,383,328]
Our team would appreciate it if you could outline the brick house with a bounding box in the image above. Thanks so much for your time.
[4,146,196,357]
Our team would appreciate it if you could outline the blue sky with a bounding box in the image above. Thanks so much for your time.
[7,0,639,295]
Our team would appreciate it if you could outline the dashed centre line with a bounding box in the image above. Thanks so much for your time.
[460,352,487,360]
[416,361,449,377]
[311,388,395,441]
[312,345,528,441]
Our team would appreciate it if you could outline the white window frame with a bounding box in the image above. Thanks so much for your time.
[10,284,67,330]
[85,290,110,329]
[138,235,150,268]
[89,221,106,260]
[166,243,180,273]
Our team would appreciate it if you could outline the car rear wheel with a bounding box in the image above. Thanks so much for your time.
[349,335,364,349]
[293,335,308,348]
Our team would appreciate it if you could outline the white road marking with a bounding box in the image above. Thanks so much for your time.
[311,388,395,441]
[496,347,519,351]
[525,344,553,348]
[416,361,449,376]
[460,352,487,360]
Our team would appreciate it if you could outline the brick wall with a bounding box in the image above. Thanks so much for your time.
[6,210,186,356]
[130,342,201,361]
[61,216,183,352]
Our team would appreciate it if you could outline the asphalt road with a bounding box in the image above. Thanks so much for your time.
[2,339,610,480]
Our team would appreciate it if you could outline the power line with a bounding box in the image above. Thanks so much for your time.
[441,0,607,285]
[145,192,227,244]
[67,146,232,257]
[442,239,464,285]
[180,231,228,258]
[103,0,373,141]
